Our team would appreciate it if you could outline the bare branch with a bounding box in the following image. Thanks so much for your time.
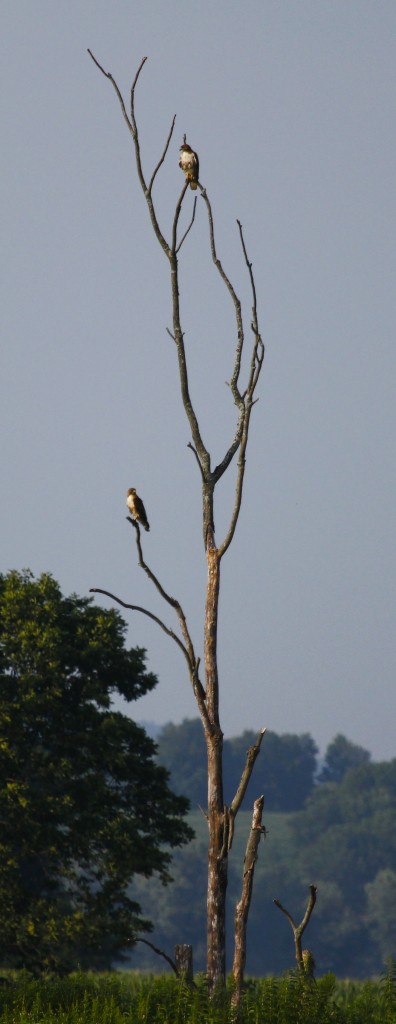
[237,219,265,392]
[125,520,210,726]
[299,884,318,935]
[127,56,170,254]
[88,51,170,253]
[273,898,296,931]
[168,248,211,509]
[176,197,198,254]
[217,425,248,561]
[187,441,205,481]
[148,115,177,194]
[201,189,245,408]
[229,728,266,829]
[87,50,133,133]
[217,227,264,560]
[89,587,190,666]
[274,885,318,974]
[171,182,190,253]
[135,937,178,977]
[130,55,149,125]
[126,517,196,659]
[237,221,258,329]
[211,412,245,483]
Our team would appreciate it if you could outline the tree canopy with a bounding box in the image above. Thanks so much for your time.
[157,720,318,811]
[318,733,371,784]
[0,570,193,974]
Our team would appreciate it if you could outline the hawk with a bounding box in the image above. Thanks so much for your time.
[126,488,150,531]
[179,143,199,190]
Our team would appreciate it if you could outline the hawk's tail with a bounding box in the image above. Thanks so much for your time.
[190,182,198,190]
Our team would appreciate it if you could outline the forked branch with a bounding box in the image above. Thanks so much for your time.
[88,50,170,255]
[274,884,318,974]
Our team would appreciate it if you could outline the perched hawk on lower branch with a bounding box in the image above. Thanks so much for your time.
[179,143,199,190]
[126,488,150,531]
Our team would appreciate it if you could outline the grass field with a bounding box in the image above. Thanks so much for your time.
[0,967,395,1024]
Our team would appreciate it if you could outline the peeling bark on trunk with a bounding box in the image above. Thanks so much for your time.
[204,538,227,986]
[232,796,265,1009]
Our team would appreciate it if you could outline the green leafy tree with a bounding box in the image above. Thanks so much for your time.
[319,733,370,784]
[365,869,396,960]
[0,569,193,974]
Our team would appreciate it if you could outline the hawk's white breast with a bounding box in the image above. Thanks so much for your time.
[180,150,195,171]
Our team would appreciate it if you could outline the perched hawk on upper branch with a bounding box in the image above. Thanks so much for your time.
[126,488,150,532]
[179,143,199,190]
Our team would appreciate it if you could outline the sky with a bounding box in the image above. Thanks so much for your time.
[1,1,395,761]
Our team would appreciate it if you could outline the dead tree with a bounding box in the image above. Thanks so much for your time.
[88,52,266,990]
[274,884,317,976]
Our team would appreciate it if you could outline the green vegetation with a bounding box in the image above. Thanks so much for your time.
[0,571,193,975]
[131,769,396,977]
[158,720,320,811]
[0,968,395,1023]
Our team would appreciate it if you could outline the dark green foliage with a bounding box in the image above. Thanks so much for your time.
[157,719,318,811]
[1,969,396,1023]
[289,763,396,976]
[157,720,207,806]
[0,570,194,975]
[319,734,371,784]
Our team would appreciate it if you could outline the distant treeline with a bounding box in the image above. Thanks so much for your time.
[130,740,396,978]
[155,720,371,811]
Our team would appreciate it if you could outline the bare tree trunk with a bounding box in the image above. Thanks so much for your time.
[232,796,265,1010]
[204,539,226,984]
[206,798,228,986]
[174,944,194,984]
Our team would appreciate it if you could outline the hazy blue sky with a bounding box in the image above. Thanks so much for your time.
[2,1,395,760]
